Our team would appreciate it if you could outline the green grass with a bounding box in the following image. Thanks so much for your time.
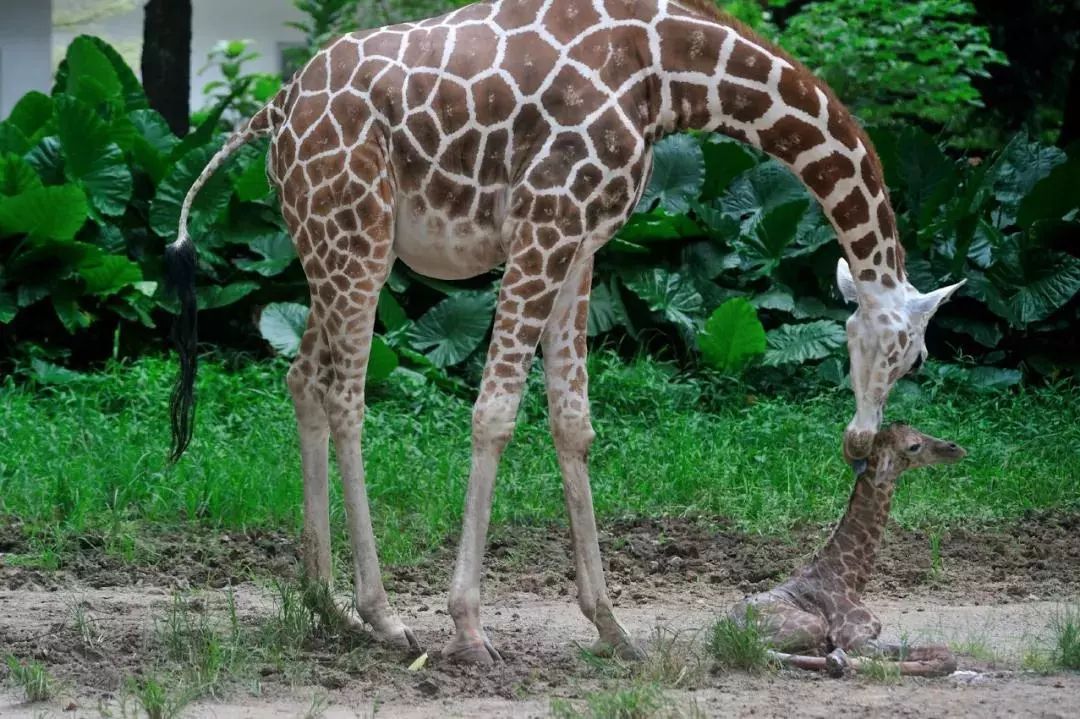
[1,353,1077,565]
[1052,605,1080,671]
[707,609,774,673]
[551,682,700,719]
[4,655,54,702]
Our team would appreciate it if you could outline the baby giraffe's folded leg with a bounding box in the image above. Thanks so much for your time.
[732,596,829,654]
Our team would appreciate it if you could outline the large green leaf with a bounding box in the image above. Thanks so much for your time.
[1017,154,1080,228]
[368,336,400,384]
[623,268,704,333]
[588,278,632,337]
[697,297,767,373]
[79,254,142,295]
[0,153,43,196]
[54,96,132,216]
[993,250,1080,326]
[967,366,1022,391]
[987,133,1066,225]
[234,233,296,276]
[890,126,957,233]
[129,109,180,184]
[0,185,89,240]
[25,137,65,184]
[701,134,758,200]
[377,289,408,332]
[733,199,810,276]
[62,36,124,108]
[5,92,53,139]
[720,160,809,235]
[233,148,272,201]
[196,282,259,311]
[637,134,706,215]
[0,292,16,324]
[0,123,30,156]
[409,290,496,367]
[259,302,309,356]
[763,320,847,366]
[151,144,233,238]
[617,208,701,244]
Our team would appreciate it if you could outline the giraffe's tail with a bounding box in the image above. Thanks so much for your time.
[165,94,286,462]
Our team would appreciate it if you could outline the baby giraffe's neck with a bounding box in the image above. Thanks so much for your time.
[809,457,899,594]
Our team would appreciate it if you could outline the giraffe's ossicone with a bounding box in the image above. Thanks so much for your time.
[164,0,966,663]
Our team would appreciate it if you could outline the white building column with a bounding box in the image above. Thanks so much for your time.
[0,0,53,118]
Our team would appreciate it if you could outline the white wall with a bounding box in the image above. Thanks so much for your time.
[0,0,53,118]
[51,0,305,115]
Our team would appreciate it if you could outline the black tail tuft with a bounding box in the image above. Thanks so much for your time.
[165,239,198,463]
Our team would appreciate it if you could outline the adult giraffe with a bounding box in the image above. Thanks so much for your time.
[166,0,963,664]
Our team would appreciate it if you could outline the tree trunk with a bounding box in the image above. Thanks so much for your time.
[1061,54,1080,149]
[141,0,192,137]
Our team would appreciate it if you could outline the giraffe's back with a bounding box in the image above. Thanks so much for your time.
[271,0,665,279]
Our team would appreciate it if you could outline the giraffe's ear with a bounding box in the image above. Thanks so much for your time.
[908,280,965,318]
[836,259,858,304]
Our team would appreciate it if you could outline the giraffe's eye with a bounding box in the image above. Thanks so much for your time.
[907,443,922,453]
[910,354,924,373]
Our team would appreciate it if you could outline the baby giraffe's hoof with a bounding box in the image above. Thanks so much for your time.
[826,648,850,678]
[441,634,503,665]
[589,637,646,661]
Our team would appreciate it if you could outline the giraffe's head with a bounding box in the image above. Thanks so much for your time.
[837,259,964,463]
[871,423,967,475]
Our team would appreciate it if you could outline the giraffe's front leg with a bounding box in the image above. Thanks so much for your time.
[442,222,583,665]
[540,257,642,660]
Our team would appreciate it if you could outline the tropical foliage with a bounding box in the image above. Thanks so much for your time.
[1,1,1078,388]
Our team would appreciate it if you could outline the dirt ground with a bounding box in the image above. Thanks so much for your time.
[1,514,1079,718]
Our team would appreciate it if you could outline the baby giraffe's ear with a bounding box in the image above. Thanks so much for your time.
[836,259,858,305]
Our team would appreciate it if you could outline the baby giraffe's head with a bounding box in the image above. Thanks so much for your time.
[870,423,967,475]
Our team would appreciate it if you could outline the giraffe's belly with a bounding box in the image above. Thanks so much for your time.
[392,196,508,280]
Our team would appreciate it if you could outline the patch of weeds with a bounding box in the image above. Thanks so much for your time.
[301,691,330,719]
[1051,605,1080,670]
[637,627,705,688]
[858,656,901,684]
[69,602,103,651]
[551,683,700,719]
[4,655,54,702]
[1020,646,1057,674]
[156,592,243,697]
[708,609,773,674]
[949,636,1001,665]
[928,531,944,579]
[124,675,191,719]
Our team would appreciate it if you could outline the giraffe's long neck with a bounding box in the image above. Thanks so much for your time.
[652,5,906,292]
[809,459,898,594]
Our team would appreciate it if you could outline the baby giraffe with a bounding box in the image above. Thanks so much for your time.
[731,423,966,677]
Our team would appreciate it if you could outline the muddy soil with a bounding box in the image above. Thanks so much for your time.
[1,514,1078,718]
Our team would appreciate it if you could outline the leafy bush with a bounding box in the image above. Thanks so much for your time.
[780,1,1006,129]
[0,35,303,366]
[589,128,1079,382]
[2,28,1076,385]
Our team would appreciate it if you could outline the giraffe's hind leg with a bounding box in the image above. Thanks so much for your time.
[285,313,333,584]
[540,257,641,660]
[288,155,416,651]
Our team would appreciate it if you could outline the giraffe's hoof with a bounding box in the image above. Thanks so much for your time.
[589,637,646,662]
[441,634,503,665]
[826,648,850,678]
[373,622,421,653]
